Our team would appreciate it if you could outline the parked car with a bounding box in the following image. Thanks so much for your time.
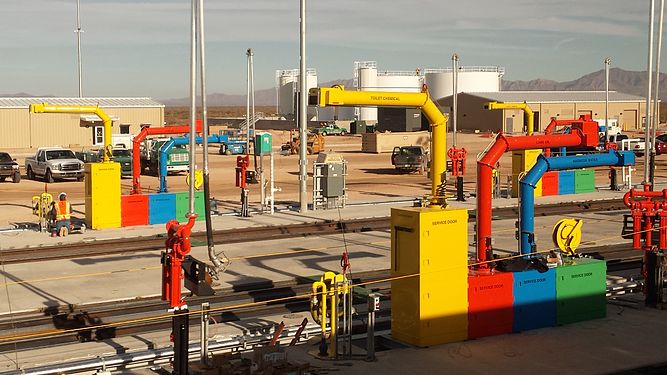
[313,122,347,136]
[25,147,84,183]
[631,138,646,156]
[0,152,21,183]
[656,140,667,155]
[77,148,133,177]
[391,146,427,174]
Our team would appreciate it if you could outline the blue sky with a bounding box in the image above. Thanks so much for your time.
[0,0,659,99]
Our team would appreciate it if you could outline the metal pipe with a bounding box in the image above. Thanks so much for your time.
[311,86,447,206]
[3,324,323,375]
[452,53,459,147]
[651,0,665,186]
[645,0,656,184]
[75,0,82,97]
[29,104,112,162]
[518,151,635,255]
[605,57,611,143]
[197,0,222,272]
[299,0,308,212]
[130,124,201,194]
[198,0,208,184]
[200,302,210,366]
[476,127,598,265]
[486,101,534,136]
[246,50,251,154]
[189,0,197,215]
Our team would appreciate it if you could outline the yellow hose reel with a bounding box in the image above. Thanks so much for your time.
[185,170,204,190]
[552,218,584,255]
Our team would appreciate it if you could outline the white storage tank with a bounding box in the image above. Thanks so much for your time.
[358,66,378,123]
[376,74,423,92]
[276,69,318,119]
[424,66,504,101]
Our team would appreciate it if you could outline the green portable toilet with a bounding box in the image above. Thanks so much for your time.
[255,132,272,156]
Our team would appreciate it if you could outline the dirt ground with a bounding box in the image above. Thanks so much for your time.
[0,131,665,228]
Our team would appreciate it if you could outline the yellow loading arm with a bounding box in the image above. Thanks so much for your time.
[485,101,535,136]
[30,103,114,162]
[310,85,448,206]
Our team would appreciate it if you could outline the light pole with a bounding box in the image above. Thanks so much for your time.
[650,0,665,186]
[299,0,308,212]
[75,0,83,97]
[604,57,611,143]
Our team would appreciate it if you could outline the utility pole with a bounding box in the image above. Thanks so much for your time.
[604,57,611,143]
[645,0,656,186]
[75,0,83,97]
[298,0,308,212]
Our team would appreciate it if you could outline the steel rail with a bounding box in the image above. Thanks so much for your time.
[0,198,627,264]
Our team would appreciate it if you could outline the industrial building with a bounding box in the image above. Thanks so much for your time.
[435,91,648,133]
[0,97,164,148]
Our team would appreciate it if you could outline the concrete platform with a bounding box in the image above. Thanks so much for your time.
[0,188,660,374]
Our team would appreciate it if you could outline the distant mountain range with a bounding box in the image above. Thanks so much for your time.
[159,79,354,107]
[4,69,665,106]
[160,68,665,107]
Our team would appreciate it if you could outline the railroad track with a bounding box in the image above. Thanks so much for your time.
[0,238,643,353]
[0,270,390,352]
[0,198,628,264]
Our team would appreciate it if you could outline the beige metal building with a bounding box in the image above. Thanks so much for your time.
[435,91,648,134]
[0,98,165,149]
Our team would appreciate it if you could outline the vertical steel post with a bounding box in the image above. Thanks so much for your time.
[200,303,210,366]
[173,308,190,375]
[246,51,251,154]
[651,0,665,186]
[366,293,379,362]
[299,0,308,212]
[188,0,197,215]
[270,152,275,214]
[645,251,665,307]
[260,153,265,213]
[198,0,222,273]
[645,0,656,185]
[452,53,459,147]
[604,57,611,143]
[75,0,83,97]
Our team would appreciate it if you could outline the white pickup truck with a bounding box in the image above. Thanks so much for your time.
[25,147,85,183]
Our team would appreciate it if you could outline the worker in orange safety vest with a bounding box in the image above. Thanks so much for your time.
[51,192,71,237]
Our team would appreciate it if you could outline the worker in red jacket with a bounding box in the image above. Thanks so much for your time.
[52,192,71,237]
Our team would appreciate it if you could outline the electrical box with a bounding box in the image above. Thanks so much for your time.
[368,293,381,312]
[322,163,344,197]
[182,255,214,296]
[255,132,272,156]
[391,207,469,347]
[85,162,121,229]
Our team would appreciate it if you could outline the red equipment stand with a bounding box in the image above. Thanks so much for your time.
[448,147,467,202]
[623,184,667,307]
[236,155,250,217]
[162,214,197,375]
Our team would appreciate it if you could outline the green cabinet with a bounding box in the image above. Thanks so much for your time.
[556,258,606,324]
[574,170,595,193]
